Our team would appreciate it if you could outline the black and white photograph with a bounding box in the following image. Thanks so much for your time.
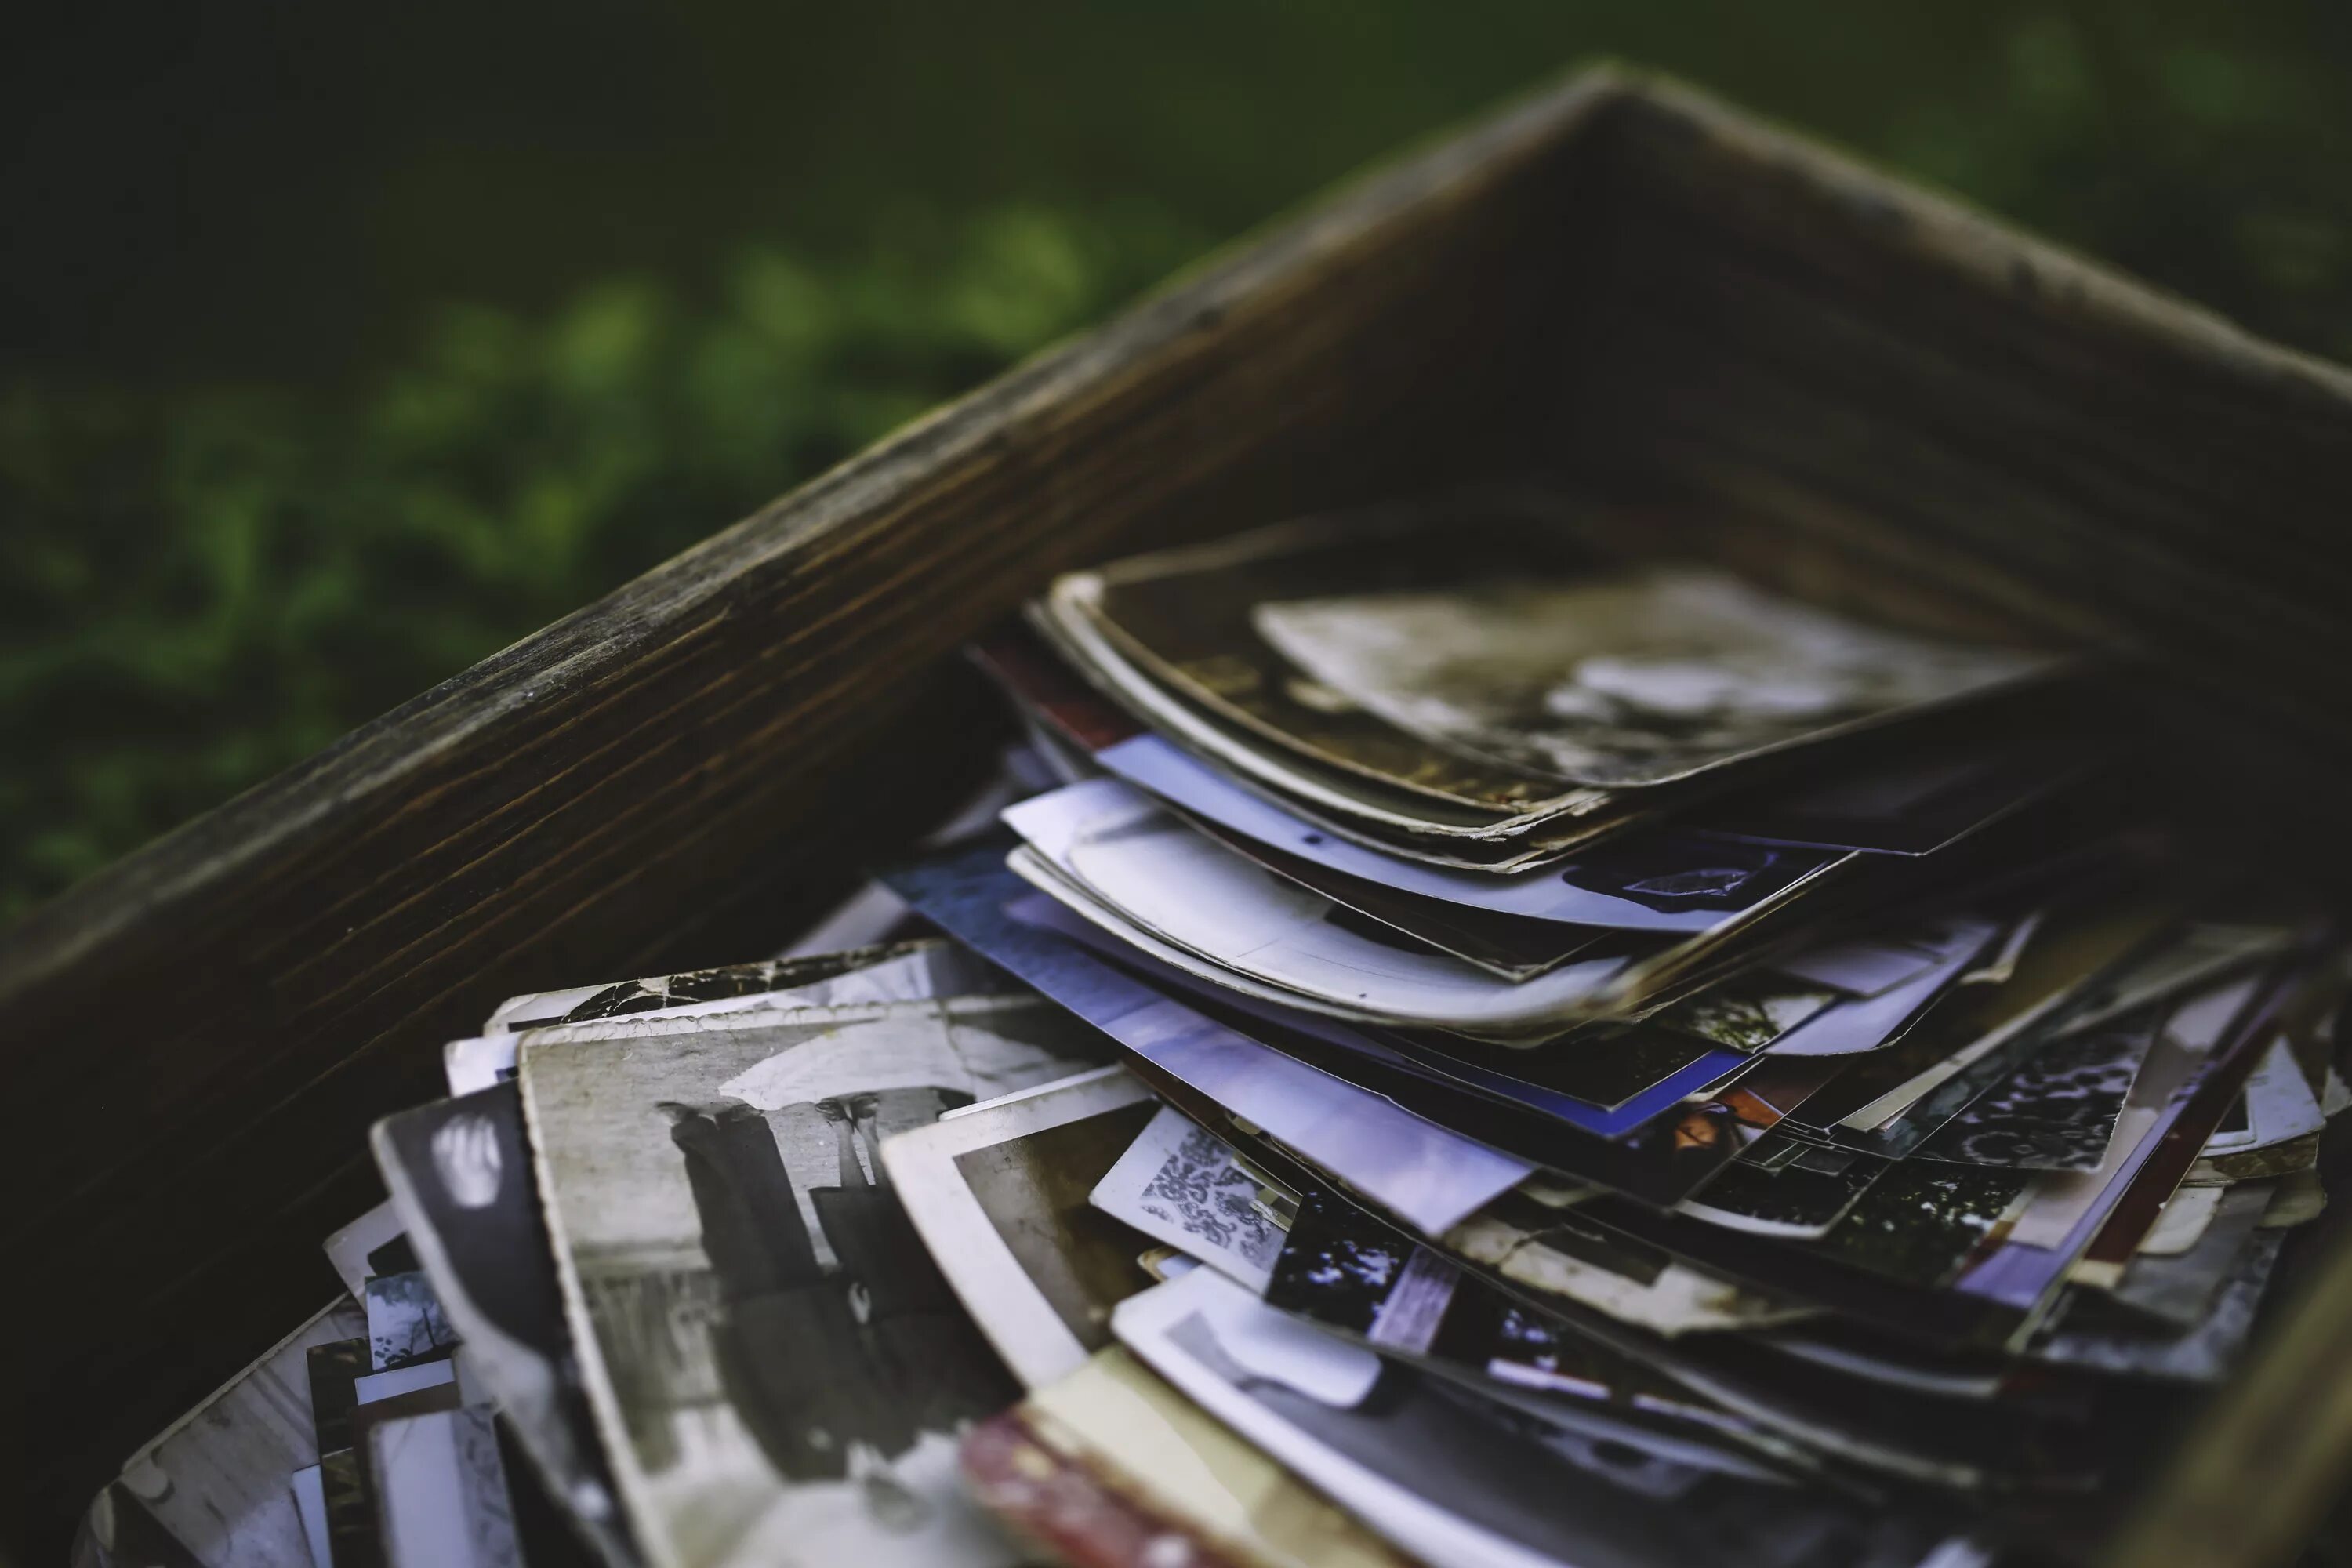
[450,939,1005,1095]
[24,27,2352,1568]
[1246,559,2053,788]
[1675,1136,1893,1240]
[1116,1267,1939,1568]
[1088,1100,1292,1293]
[1062,512,1610,819]
[365,1272,459,1371]
[1657,974,1841,1053]
[368,1405,524,1568]
[480,940,1003,1036]
[1442,1188,1809,1338]
[881,1065,1164,1385]
[107,1301,368,1568]
[1913,1004,2167,1171]
[372,1083,637,1568]
[972,1345,1417,1568]
[1268,1189,1770,1459]
[520,996,1109,1568]
[323,1202,415,1301]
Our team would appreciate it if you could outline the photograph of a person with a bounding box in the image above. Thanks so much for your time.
[518,996,1106,1568]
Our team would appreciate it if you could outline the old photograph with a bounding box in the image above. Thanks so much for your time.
[1251,561,2053,788]
[1100,730,1838,931]
[881,1065,1163,1386]
[1117,1268,1934,1568]
[1067,512,1609,816]
[521,996,1112,1568]
[969,1345,1414,1568]
[1088,1101,1290,1294]
[371,1083,635,1568]
[884,840,1536,1233]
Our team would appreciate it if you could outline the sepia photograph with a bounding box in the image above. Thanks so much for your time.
[1252,562,2056,788]
[1069,510,1609,815]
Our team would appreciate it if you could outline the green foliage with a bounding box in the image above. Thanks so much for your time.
[6,6,2352,927]
[0,207,1203,922]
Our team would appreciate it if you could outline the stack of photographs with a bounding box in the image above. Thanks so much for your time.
[93,499,2350,1568]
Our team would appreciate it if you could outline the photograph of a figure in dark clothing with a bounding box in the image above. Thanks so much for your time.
[661,1091,1014,1497]
[520,995,1109,1568]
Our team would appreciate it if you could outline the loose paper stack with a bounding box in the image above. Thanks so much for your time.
[98,503,2348,1568]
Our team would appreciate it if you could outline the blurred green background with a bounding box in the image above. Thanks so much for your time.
[5,0,2350,926]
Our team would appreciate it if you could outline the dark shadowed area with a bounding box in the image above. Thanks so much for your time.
[5,0,2349,922]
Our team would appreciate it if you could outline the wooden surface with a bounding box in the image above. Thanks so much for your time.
[0,67,1611,1563]
[7,63,2352,1568]
[1558,79,2352,760]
